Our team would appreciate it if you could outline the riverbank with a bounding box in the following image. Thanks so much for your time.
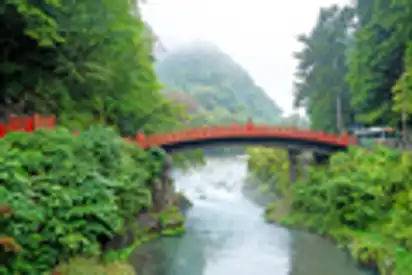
[1,126,191,274]
[246,146,412,275]
[53,205,188,275]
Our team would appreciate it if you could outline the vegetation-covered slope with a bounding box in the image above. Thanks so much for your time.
[1,1,189,273]
[1,0,185,136]
[247,145,412,275]
[1,126,186,274]
[267,147,412,274]
[155,42,283,126]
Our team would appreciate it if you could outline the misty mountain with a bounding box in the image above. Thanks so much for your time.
[155,42,283,126]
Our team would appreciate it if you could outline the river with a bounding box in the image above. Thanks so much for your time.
[130,156,373,275]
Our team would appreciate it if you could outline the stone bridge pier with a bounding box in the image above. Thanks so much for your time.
[287,149,300,184]
[287,149,330,184]
[313,152,330,166]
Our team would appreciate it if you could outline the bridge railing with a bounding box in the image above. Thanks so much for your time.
[135,123,358,148]
[0,114,57,137]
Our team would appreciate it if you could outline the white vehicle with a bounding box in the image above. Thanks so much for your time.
[351,126,401,147]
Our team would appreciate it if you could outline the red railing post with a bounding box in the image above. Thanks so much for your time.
[26,116,34,132]
[136,133,145,146]
[33,113,39,131]
[33,114,56,130]
[0,124,6,138]
[8,114,16,131]
[7,114,33,133]
[340,132,349,145]
[246,120,253,131]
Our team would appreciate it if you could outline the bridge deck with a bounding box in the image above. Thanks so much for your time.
[136,124,357,152]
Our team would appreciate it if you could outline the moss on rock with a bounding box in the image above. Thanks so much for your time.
[158,206,186,236]
[53,257,136,275]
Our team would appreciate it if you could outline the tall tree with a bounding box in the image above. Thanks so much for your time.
[293,5,355,132]
[347,0,412,127]
[1,0,185,135]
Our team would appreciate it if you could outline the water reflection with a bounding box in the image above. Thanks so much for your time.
[129,213,209,275]
[130,157,371,275]
[288,230,370,275]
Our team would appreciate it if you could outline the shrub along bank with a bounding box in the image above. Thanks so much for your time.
[247,146,412,275]
[245,147,296,205]
[0,127,187,274]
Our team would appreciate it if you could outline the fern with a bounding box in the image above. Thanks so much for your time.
[2,127,168,273]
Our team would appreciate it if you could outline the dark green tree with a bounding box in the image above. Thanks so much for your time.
[293,5,356,132]
[1,0,184,135]
[347,0,412,127]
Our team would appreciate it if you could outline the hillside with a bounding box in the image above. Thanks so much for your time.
[155,42,282,126]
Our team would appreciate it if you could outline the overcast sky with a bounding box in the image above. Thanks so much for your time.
[141,0,349,115]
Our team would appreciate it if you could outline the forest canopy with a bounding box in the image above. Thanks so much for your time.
[1,0,185,136]
[293,1,412,133]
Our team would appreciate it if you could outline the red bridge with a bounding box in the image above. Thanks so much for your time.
[136,123,358,153]
[134,123,358,183]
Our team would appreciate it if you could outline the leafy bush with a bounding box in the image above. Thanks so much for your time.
[0,204,21,264]
[246,147,296,201]
[282,146,412,274]
[247,145,412,273]
[0,127,165,274]
[290,147,409,234]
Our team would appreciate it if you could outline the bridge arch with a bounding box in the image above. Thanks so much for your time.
[136,124,357,153]
[135,124,358,184]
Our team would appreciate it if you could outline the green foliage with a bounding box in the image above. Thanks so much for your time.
[392,43,412,121]
[1,0,191,273]
[246,147,292,201]
[0,127,166,274]
[1,0,183,135]
[278,146,412,274]
[293,5,356,132]
[158,205,186,236]
[295,1,412,131]
[246,141,412,274]
[346,0,406,125]
[289,7,412,271]
[245,114,309,203]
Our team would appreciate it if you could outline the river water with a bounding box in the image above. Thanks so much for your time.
[130,157,373,275]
